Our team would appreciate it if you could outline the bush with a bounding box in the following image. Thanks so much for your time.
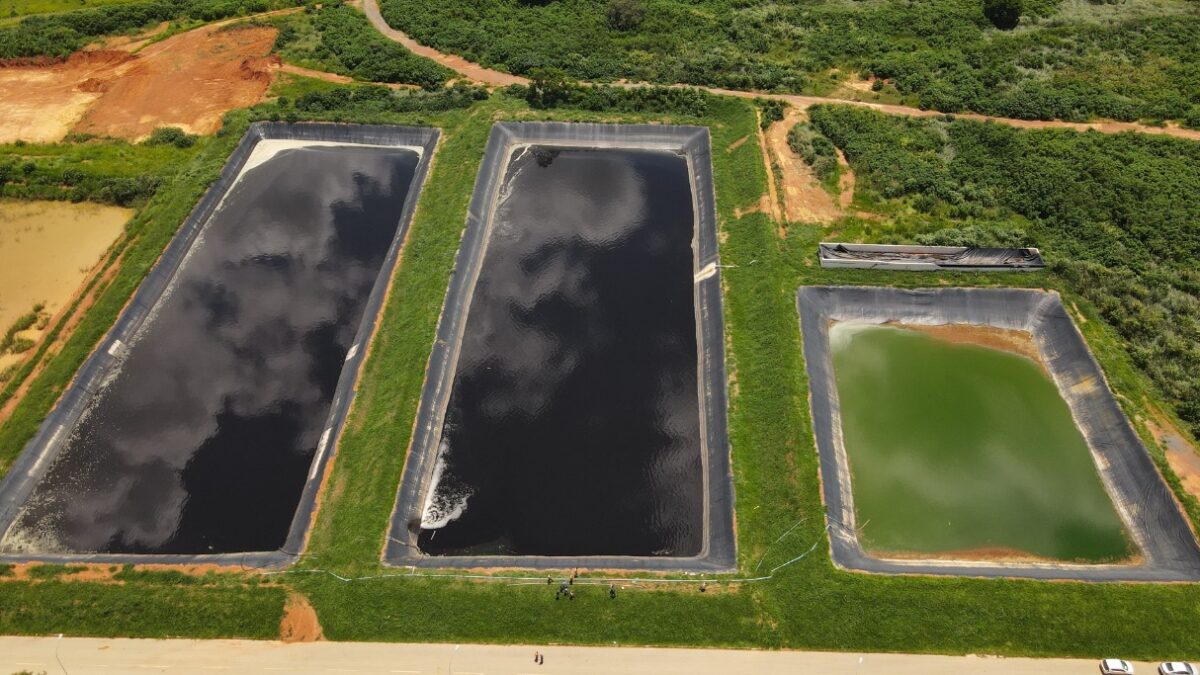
[983,0,1022,29]
[916,224,1031,248]
[757,98,787,130]
[292,82,488,114]
[144,127,198,149]
[787,122,838,182]
[521,69,710,116]
[606,0,644,31]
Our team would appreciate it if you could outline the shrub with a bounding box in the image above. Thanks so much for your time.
[757,98,787,130]
[606,0,645,31]
[787,122,839,181]
[521,70,710,116]
[983,0,1022,29]
[144,127,198,149]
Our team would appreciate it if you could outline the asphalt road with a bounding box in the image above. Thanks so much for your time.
[0,637,1168,675]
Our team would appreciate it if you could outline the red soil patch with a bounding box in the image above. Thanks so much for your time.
[765,107,841,225]
[74,24,279,141]
[0,50,134,143]
[1,22,278,143]
[280,592,324,642]
[892,322,1042,365]
[1144,414,1200,504]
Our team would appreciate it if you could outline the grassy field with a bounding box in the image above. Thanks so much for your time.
[0,82,1197,656]
[0,0,139,20]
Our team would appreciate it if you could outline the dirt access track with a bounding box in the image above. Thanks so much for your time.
[0,22,279,143]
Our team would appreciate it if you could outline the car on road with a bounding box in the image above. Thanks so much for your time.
[1101,660,1135,675]
[1159,663,1197,675]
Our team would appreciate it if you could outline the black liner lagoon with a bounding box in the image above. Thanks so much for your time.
[387,122,735,571]
[0,123,438,566]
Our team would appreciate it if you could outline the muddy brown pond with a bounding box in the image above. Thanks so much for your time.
[417,146,704,557]
[1,144,420,554]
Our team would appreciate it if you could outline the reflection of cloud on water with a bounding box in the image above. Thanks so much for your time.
[424,147,703,552]
[4,146,413,553]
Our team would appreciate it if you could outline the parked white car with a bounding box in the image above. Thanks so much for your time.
[1100,660,1135,675]
[1159,663,1197,675]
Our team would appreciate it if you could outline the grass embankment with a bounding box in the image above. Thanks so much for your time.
[0,81,1197,655]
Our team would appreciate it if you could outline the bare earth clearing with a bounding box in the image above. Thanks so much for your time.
[765,107,842,224]
[73,23,279,141]
[0,23,279,143]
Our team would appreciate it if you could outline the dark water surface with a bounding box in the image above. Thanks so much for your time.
[3,145,419,554]
[419,146,703,557]
[831,323,1131,562]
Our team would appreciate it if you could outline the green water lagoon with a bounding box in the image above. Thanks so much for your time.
[830,323,1132,562]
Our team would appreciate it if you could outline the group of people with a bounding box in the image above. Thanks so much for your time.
[546,571,618,600]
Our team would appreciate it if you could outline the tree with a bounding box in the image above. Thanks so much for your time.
[525,67,576,108]
[607,0,645,31]
[983,0,1022,29]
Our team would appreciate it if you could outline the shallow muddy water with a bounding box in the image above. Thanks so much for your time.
[831,323,1131,562]
[0,200,130,330]
[418,146,703,557]
[2,145,418,554]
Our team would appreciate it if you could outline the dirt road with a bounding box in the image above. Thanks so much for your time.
[359,0,1200,143]
[0,636,1166,674]
[361,0,525,86]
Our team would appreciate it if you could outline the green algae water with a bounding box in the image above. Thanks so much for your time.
[830,323,1132,562]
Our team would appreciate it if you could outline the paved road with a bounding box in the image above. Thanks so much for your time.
[359,0,1200,142]
[0,637,1166,675]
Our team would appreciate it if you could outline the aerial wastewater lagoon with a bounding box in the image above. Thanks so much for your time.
[0,124,437,562]
[799,286,1200,581]
[388,123,734,571]
[831,323,1129,562]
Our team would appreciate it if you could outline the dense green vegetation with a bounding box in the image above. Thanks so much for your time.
[515,68,711,116]
[809,103,1200,467]
[288,81,488,116]
[0,136,201,205]
[378,0,1200,124]
[0,0,141,20]
[787,122,839,183]
[0,0,297,59]
[270,2,452,89]
[0,71,1198,656]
